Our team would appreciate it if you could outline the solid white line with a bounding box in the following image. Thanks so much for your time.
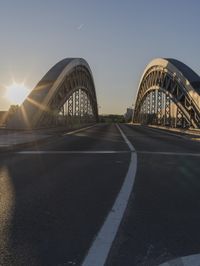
[81,124,137,266]
[159,253,200,266]
[116,124,135,152]
[16,150,130,155]
[138,151,200,157]
[191,137,200,141]
[63,124,97,136]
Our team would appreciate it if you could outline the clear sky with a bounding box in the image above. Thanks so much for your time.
[0,0,200,114]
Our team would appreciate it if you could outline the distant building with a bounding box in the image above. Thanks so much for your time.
[124,108,134,122]
[0,105,19,127]
[99,114,125,123]
[0,111,8,126]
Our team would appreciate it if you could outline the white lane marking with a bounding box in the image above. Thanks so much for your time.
[148,126,200,142]
[116,124,136,152]
[159,253,200,266]
[63,124,97,136]
[138,151,200,157]
[16,150,130,155]
[82,124,137,266]
[148,124,200,137]
[191,137,200,141]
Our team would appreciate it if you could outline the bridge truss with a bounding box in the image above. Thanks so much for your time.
[7,58,98,129]
[133,58,200,128]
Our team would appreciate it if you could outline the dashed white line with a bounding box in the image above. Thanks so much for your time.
[81,124,137,266]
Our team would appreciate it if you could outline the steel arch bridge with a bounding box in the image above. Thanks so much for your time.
[133,58,200,128]
[7,58,98,129]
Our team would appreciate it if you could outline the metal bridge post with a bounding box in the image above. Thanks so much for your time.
[138,106,142,123]
[68,95,73,116]
[165,93,171,126]
[67,94,73,128]
[176,108,183,128]
[75,89,80,117]
[142,98,146,124]
[157,91,162,125]
[151,90,156,124]
[84,92,89,123]
[147,93,150,124]
[80,89,84,123]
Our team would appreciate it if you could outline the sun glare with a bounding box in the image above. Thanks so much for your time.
[5,82,30,104]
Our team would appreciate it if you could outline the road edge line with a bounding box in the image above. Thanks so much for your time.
[143,125,188,140]
[81,123,137,266]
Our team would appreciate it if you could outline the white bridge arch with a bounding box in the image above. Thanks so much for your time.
[133,58,200,128]
[7,58,98,129]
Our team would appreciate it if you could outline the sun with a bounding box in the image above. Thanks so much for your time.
[5,82,30,105]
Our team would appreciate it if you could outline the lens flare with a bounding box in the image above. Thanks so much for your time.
[5,82,29,104]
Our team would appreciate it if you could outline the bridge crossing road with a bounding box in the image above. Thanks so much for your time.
[1,123,200,265]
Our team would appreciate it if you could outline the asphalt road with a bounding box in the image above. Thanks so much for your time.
[108,124,200,266]
[0,124,130,266]
[1,123,200,266]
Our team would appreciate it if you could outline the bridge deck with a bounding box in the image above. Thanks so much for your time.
[0,124,200,265]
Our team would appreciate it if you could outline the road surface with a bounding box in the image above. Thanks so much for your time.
[0,123,200,266]
[108,124,200,266]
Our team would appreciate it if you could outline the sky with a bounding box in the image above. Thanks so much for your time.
[0,0,200,114]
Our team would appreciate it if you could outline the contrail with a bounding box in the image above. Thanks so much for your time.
[77,24,84,30]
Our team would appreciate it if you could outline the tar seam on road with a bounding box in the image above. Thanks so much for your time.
[138,151,200,157]
[16,151,130,154]
[62,124,97,136]
[81,124,137,266]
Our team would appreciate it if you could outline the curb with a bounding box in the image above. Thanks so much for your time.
[129,123,200,139]
[148,125,200,137]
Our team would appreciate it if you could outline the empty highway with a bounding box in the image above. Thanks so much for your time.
[0,124,200,266]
